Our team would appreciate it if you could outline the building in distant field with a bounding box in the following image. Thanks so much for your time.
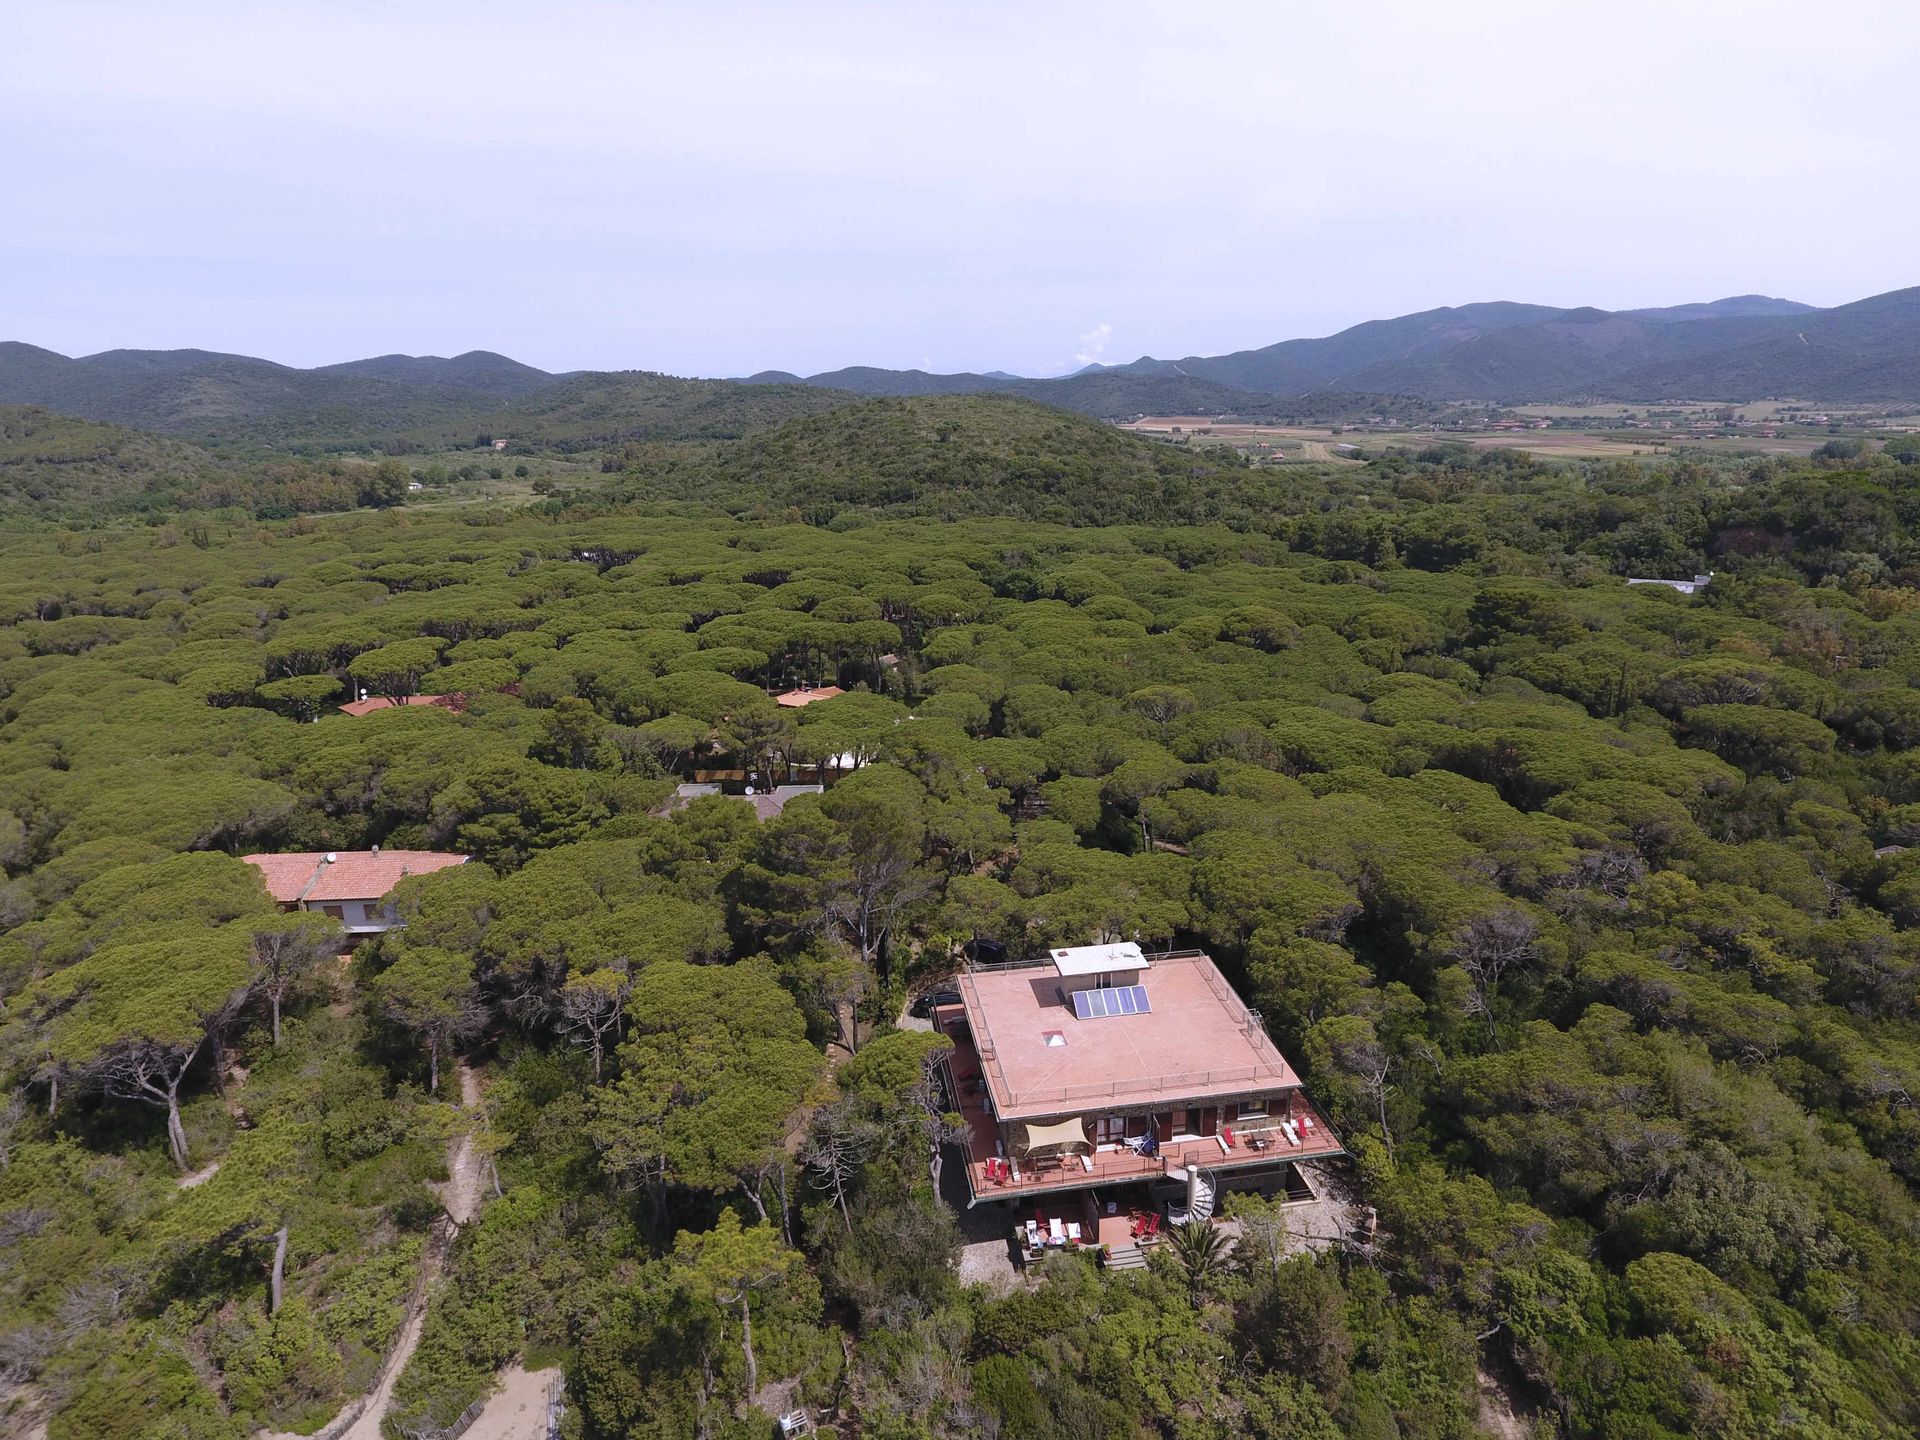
[491,438,509,451]
[244,848,469,934]
[1627,573,1714,596]
[774,684,845,708]
[338,693,466,717]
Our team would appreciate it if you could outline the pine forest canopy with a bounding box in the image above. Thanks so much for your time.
[5,388,1920,1438]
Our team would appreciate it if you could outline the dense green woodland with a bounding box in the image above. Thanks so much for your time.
[3,396,1920,1438]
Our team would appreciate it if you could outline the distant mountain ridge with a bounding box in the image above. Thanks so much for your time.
[730,290,1920,406]
[1075,294,1844,402]
[5,286,1916,447]
[0,345,848,447]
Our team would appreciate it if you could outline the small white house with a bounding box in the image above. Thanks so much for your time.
[1627,572,1714,596]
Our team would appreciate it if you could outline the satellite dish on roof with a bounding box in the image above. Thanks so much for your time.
[324,852,338,863]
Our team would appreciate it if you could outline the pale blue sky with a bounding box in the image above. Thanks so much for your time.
[3,0,1916,377]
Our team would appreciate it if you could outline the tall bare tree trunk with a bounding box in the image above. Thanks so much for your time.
[741,1179,769,1225]
[738,1296,757,1399]
[165,1079,190,1172]
[270,1226,289,1315]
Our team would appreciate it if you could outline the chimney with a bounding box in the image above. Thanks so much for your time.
[370,844,380,855]
[324,852,337,864]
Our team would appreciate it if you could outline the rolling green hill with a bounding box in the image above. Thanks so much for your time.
[605,392,1279,525]
[442,370,859,451]
[0,405,224,515]
[778,363,1272,418]
[0,343,528,443]
[314,349,557,398]
[0,344,859,451]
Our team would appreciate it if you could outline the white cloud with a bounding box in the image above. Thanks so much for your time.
[1073,323,1114,368]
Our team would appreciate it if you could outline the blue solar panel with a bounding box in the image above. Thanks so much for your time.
[1070,984,1153,1019]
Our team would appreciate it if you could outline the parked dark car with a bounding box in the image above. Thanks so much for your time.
[908,987,963,1019]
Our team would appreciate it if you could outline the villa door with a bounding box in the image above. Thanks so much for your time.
[1093,1116,1127,1146]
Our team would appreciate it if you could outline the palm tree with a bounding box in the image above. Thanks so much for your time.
[1165,1220,1233,1302]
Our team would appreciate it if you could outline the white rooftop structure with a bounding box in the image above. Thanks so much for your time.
[1627,572,1713,596]
[1049,942,1150,978]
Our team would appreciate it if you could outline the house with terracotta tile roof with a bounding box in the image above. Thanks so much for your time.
[773,685,844,708]
[935,945,1341,1261]
[243,848,469,934]
[338,693,466,717]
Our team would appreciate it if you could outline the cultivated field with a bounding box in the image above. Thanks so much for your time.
[1117,415,1855,463]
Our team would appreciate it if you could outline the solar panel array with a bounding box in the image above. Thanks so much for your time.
[1071,984,1151,1019]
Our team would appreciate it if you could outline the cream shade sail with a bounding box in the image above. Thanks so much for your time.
[1015,1116,1091,1156]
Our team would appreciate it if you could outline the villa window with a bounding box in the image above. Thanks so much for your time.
[1236,1098,1269,1122]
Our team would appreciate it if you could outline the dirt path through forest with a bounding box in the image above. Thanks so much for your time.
[260,1061,481,1440]
[455,1364,561,1440]
[436,1063,485,1225]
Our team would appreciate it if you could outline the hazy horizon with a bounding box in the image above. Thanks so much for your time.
[5,1,1917,378]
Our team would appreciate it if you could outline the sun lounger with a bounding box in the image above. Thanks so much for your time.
[1049,1217,1066,1243]
[1066,1222,1082,1243]
[1079,1153,1094,1173]
[1281,1119,1301,1146]
[1217,1134,1232,1154]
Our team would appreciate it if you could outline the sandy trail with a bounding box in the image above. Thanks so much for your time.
[176,1160,220,1189]
[435,1062,486,1225]
[260,1061,482,1440]
[456,1364,561,1440]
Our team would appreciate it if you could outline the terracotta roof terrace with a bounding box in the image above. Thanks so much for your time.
[957,950,1299,1122]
